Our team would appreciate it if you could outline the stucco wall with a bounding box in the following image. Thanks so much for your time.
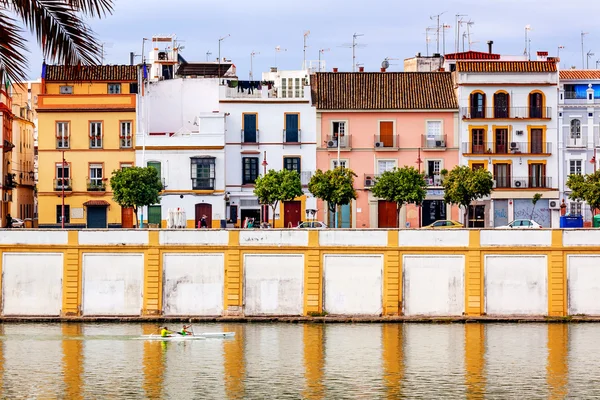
[567,255,600,315]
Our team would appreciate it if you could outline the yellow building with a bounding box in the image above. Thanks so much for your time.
[0,88,14,227]
[37,65,137,228]
[10,102,35,223]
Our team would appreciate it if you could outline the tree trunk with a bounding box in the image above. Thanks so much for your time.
[396,203,401,229]
[464,206,469,228]
[134,206,139,228]
[530,204,536,221]
[271,202,278,228]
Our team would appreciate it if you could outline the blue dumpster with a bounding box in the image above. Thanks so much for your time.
[560,215,583,228]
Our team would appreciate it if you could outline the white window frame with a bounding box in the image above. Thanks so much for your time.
[89,164,103,186]
[89,122,103,148]
[56,163,70,188]
[56,121,69,149]
[569,159,582,175]
[108,83,121,94]
[331,159,349,169]
[120,163,133,170]
[376,159,396,175]
[120,121,132,148]
[569,201,582,216]
[425,120,444,138]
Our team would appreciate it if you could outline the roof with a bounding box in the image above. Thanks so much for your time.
[176,63,233,77]
[44,65,137,82]
[444,51,501,60]
[310,72,458,110]
[83,200,110,207]
[559,70,600,80]
[456,61,557,73]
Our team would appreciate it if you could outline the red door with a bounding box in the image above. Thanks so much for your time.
[195,203,212,228]
[378,200,398,228]
[284,201,302,228]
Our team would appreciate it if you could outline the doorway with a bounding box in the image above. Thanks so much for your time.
[195,203,212,228]
[421,200,446,227]
[468,205,486,228]
[284,201,301,228]
[241,209,260,226]
[87,206,107,228]
[328,203,351,228]
[378,200,397,228]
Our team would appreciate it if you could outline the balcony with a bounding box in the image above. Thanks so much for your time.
[374,134,398,149]
[241,129,259,145]
[87,180,106,192]
[283,129,302,144]
[425,174,443,187]
[422,135,448,150]
[563,91,600,104]
[3,174,16,189]
[300,171,313,186]
[460,106,552,120]
[192,178,215,191]
[461,141,552,155]
[566,134,587,148]
[2,139,14,153]
[324,135,351,150]
[364,174,380,188]
[493,176,552,189]
[54,179,72,191]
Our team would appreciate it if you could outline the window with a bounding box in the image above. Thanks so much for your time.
[470,92,486,118]
[242,113,258,143]
[284,113,300,142]
[495,128,508,154]
[529,92,543,118]
[332,159,347,169]
[147,161,161,180]
[284,157,301,174]
[120,121,132,148]
[88,164,104,191]
[332,121,346,138]
[191,157,216,190]
[56,205,70,223]
[108,83,121,94]
[471,163,485,171]
[89,122,102,148]
[55,163,70,190]
[281,78,287,98]
[377,160,395,174]
[493,163,511,188]
[120,163,133,170]
[529,163,546,188]
[427,121,442,137]
[295,77,301,98]
[242,157,259,184]
[494,92,509,118]
[570,119,581,139]
[570,202,582,216]
[471,128,485,154]
[56,122,69,148]
[427,160,441,177]
[570,160,582,175]
[59,85,73,94]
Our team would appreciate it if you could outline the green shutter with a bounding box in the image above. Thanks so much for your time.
[147,161,161,180]
[148,205,161,225]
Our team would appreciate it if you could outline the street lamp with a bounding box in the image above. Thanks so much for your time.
[61,150,67,229]
[261,151,268,225]
[416,148,423,228]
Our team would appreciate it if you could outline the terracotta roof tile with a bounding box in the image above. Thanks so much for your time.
[456,61,557,73]
[310,72,458,110]
[559,70,600,80]
[444,51,501,60]
[44,65,137,82]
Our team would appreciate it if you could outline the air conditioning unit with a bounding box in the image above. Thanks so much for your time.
[327,140,338,148]
[59,85,73,94]
[514,179,527,188]
[549,200,561,210]
[510,142,518,149]
[436,140,446,147]
[365,176,374,187]
[375,141,384,148]
[516,130,524,135]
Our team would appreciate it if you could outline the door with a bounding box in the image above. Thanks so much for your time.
[531,129,543,154]
[285,114,299,142]
[87,206,107,228]
[494,93,509,118]
[421,200,446,227]
[468,205,486,228]
[328,203,351,228]
[284,201,301,228]
[243,114,257,143]
[148,205,161,227]
[529,93,543,118]
[495,128,508,154]
[379,121,394,147]
[378,200,397,228]
[121,207,134,228]
[195,203,212,228]
[471,129,485,154]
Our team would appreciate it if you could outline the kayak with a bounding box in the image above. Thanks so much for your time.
[135,332,235,340]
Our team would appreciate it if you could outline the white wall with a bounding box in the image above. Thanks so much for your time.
[319,230,387,247]
[79,230,149,245]
[568,255,600,315]
[564,230,600,246]
[324,255,383,315]
[2,253,63,315]
[244,254,304,315]
[480,230,552,247]
[0,230,68,245]
[159,230,229,245]
[485,255,547,315]
[239,230,308,246]
[399,230,470,247]
[163,253,224,316]
[403,255,465,316]
[82,253,144,315]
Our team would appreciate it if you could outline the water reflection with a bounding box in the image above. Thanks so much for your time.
[0,322,598,398]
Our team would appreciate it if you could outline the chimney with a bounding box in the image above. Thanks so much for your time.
[129,52,135,65]
[537,51,548,61]
[358,66,365,72]
[487,40,494,54]
[333,67,338,73]
[381,67,387,72]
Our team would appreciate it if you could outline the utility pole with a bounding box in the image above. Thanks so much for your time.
[303,30,310,70]
[582,31,589,69]
[218,34,230,79]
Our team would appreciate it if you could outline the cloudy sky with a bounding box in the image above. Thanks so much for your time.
[20,0,600,79]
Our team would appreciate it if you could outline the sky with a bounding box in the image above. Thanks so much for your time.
[18,0,600,80]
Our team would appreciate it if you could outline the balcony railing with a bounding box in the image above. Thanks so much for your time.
[460,106,552,119]
[54,179,72,191]
[374,134,398,149]
[192,178,215,190]
[565,91,586,100]
[4,174,16,189]
[364,173,380,188]
[422,135,448,150]
[324,135,351,149]
[87,180,106,192]
[241,129,259,144]
[461,141,552,154]
[283,129,302,144]
[493,176,552,189]
[566,134,587,148]
[425,174,443,187]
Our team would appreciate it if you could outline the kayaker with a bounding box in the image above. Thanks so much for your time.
[160,326,173,337]
[178,324,193,336]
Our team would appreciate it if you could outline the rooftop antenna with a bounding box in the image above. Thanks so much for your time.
[303,30,310,70]
[462,32,468,52]
[466,21,475,51]
[274,45,287,68]
[430,11,446,54]
[557,45,564,58]
[425,27,436,56]
[455,14,467,53]
[442,23,451,55]
[218,34,230,78]
[587,50,595,69]
[340,33,366,72]
[524,25,532,59]
[318,48,330,72]
[206,50,212,62]
[250,50,260,80]
[100,42,113,64]
[383,57,399,70]
[581,31,589,69]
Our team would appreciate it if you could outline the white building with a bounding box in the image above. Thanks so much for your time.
[445,49,561,227]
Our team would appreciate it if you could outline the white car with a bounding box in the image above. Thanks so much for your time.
[496,219,542,229]
[11,218,24,228]
[296,221,327,229]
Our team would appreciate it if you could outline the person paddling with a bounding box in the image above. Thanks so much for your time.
[160,326,173,337]
[177,324,193,336]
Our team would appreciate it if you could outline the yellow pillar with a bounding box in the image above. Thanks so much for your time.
[62,231,81,316]
[223,324,246,398]
[465,324,486,398]
[142,324,165,399]
[305,231,321,315]
[303,324,325,399]
[465,231,483,316]
[143,231,161,315]
[62,324,83,400]
[547,324,568,398]
[385,231,400,315]
[548,230,566,317]
[224,231,242,315]
[382,324,404,397]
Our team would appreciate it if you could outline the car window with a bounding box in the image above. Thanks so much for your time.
[299,222,307,228]
[522,220,531,226]
[446,221,453,226]
[433,221,443,227]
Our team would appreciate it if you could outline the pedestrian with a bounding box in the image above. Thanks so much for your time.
[5,213,12,229]
[200,215,208,228]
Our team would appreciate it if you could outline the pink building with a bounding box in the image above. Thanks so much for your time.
[311,72,460,228]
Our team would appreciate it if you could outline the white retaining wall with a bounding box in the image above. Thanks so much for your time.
[79,230,149,246]
[567,255,600,315]
[399,230,470,247]
[0,230,68,245]
[159,230,229,246]
[320,230,388,247]
[480,230,552,247]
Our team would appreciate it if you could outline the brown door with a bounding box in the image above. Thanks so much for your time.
[195,203,212,228]
[378,200,398,228]
[495,128,508,154]
[531,129,543,154]
[121,207,134,228]
[471,129,485,154]
[284,201,302,228]
[379,121,394,147]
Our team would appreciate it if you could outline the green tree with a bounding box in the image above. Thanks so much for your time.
[371,166,427,228]
[566,170,600,214]
[253,169,303,227]
[308,167,357,228]
[530,193,543,221]
[0,0,112,84]
[110,166,163,228]
[441,166,494,228]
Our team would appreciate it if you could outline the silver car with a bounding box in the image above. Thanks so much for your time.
[296,221,328,229]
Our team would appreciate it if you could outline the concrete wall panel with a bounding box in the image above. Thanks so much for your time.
[159,230,229,246]
[82,253,144,315]
[0,230,68,245]
[564,230,600,247]
[485,255,547,315]
[403,255,465,316]
[244,254,304,315]
[2,253,63,316]
[79,230,149,245]
[163,253,224,315]
[480,230,552,247]
[568,255,600,315]
[319,230,388,247]
[399,230,469,247]
[324,255,383,315]
[239,231,308,246]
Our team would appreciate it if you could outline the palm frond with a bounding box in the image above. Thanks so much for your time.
[65,0,113,18]
[0,11,30,84]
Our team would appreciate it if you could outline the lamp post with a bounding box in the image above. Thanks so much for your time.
[61,150,66,229]
[261,151,268,224]
[416,148,423,228]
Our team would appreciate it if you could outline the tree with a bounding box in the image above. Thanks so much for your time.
[253,169,303,227]
[442,166,494,228]
[110,167,163,228]
[371,166,427,228]
[530,193,542,221]
[0,0,112,84]
[308,167,357,228]
[566,170,600,214]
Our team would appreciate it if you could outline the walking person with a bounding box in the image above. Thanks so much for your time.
[5,213,12,229]
[200,215,208,228]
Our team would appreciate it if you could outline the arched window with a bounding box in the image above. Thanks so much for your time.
[570,119,581,139]
[529,92,544,118]
[494,92,509,118]
[470,92,486,118]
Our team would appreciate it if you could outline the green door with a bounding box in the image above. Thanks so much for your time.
[148,205,161,226]
[147,161,161,179]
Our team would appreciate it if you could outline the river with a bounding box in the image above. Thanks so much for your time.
[0,322,597,398]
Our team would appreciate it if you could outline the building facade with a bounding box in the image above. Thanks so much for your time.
[311,71,460,228]
[0,88,14,227]
[10,102,35,222]
[37,65,137,228]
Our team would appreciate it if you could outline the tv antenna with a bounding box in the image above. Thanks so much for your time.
[206,50,212,62]
[425,27,436,56]
[466,20,475,51]
[318,48,330,72]
[250,50,260,80]
[524,25,532,59]
[430,11,447,54]
[442,24,451,55]
[340,33,366,72]
[101,42,113,64]
[455,14,467,53]
[303,30,310,70]
[587,50,595,69]
[274,45,287,68]
[218,34,230,78]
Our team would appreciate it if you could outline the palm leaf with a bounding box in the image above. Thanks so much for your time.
[66,0,113,17]
[0,11,29,84]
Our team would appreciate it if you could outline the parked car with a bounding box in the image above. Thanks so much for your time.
[495,219,542,229]
[11,218,24,228]
[297,221,327,229]
[421,220,463,229]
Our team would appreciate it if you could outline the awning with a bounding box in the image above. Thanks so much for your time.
[83,200,110,207]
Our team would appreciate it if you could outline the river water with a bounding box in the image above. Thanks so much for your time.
[1,322,598,399]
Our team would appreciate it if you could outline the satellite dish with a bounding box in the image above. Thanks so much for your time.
[381,60,390,69]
